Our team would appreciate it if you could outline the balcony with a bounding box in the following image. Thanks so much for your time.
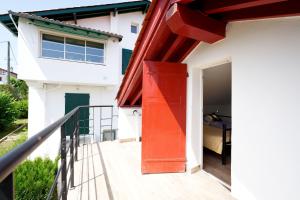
[68,139,234,200]
[0,106,234,200]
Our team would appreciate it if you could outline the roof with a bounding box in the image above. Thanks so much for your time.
[7,11,123,41]
[0,68,17,76]
[116,0,300,107]
[0,0,150,36]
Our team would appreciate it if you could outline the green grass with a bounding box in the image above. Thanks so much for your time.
[0,119,27,140]
[0,126,28,157]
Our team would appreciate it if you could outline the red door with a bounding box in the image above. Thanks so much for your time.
[142,61,187,174]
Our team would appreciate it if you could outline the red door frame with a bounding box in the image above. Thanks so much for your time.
[141,61,187,174]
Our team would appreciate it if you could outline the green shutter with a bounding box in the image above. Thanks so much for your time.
[122,48,133,74]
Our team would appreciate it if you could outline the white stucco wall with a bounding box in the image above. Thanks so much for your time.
[74,11,145,50]
[118,107,141,141]
[28,82,119,159]
[184,16,300,200]
[17,18,121,86]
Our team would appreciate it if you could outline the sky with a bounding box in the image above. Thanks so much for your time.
[0,0,135,71]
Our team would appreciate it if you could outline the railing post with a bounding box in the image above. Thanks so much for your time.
[75,109,79,161]
[111,106,113,141]
[0,173,14,200]
[70,116,75,188]
[61,124,67,200]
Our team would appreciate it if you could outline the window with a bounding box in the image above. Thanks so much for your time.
[0,77,2,81]
[131,24,138,34]
[65,38,85,61]
[42,34,64,59]
[41,34,105,64]
[86,41,104,63]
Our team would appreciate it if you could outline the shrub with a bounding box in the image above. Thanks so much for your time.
[0,92,18,131]
[15,157,58,200]
[10,78,28,100]
[14,99,28,119]
[0,78,28,100]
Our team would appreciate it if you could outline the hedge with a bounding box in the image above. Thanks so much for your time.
[14,99,28,119]
[0,92,18,131]
[15,157,58,200]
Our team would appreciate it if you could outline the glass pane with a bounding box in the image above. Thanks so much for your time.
[42,34,64,52]
[42,49,64,59]
[86,55,104,63]
[86,41,104,56]
[131,25,138,33]
[66,52,85,61]
[66,38,85,54]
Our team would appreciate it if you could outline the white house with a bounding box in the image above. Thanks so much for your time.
[0,0,149,158]
[116,1,300,200]
[0,67,17,84]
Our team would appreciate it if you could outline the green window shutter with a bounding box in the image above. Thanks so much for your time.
[122,48,133,74]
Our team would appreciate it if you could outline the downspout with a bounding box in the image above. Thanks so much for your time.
[9,12,19,32]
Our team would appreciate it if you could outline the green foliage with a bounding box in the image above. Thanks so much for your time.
[0,78,28,100]
[15,157,58,200]
[0,92,18,131]
[14,99,28,119]
[10,77,28,100]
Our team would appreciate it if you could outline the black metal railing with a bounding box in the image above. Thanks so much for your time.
[0,105,117,200]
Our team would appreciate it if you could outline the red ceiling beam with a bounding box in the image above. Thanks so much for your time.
[219,1,300,21]
[202,0,288,14]
[130,89,142,106]
[162,35,186,61]
[166,3,226,43]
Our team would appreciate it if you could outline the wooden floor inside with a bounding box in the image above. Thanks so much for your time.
[68,137,234,200]
[203,148,231,186]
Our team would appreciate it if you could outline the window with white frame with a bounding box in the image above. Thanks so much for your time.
[41,33,104,64]
[131,24,138,34]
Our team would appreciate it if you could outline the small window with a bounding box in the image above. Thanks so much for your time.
[0,77,2,81]
[42,34,64,59]
[131,24,138,34]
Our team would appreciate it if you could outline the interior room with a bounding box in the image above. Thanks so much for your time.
[202,63,232,186]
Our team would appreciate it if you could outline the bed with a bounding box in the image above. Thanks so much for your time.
[203,115,231,165]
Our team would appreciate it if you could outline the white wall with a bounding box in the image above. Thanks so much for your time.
[76,16,111,32]
[118,107,141,141]
[28,82,119,159]
[74,11,145,50]
[184,16,300,200]
[117,12,145,50]
[17,18,121,86]
[0,74,8,84]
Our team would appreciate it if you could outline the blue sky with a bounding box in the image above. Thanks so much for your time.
[0,0,132,70]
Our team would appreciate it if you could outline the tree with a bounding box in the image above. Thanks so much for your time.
[10,77,28,100]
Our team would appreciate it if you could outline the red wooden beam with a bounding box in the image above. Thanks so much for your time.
[202,0,287,14]
[219,1,300,21]
[161,35,186,61]
[166,3,226,43]
[130,89,142,106]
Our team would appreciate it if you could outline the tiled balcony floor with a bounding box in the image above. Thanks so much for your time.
[67,138,234,200]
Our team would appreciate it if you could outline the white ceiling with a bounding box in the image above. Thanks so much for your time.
[203,63,231,105]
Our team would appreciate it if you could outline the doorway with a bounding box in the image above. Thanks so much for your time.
[202,63,232,186]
